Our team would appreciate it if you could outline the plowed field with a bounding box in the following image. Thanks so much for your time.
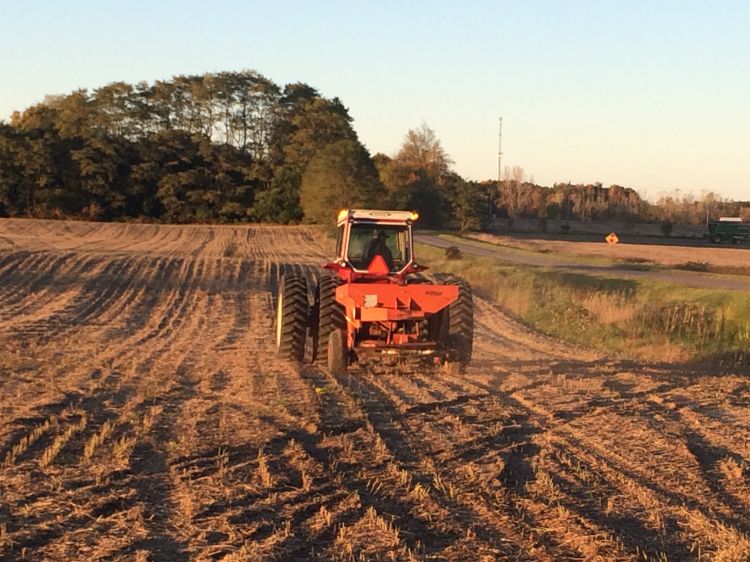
[1,219,749,562]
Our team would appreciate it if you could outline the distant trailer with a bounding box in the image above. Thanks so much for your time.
[706,218,750,244]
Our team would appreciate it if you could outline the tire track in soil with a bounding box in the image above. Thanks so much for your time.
[0,252,53,309]
[0,252,76,316]
[125,368,197,562]
[110,258,278,554]
[8,255,140,343]
[0,253,226,559]
[0,254,104,330]
[151,265,342,560]
[294,346,528,558]
[265,366,462,560]
[3,256,203,435]
[73,262,215,560]
[216,259,264,348]
[334,369,579,561]
[491,404,682,559]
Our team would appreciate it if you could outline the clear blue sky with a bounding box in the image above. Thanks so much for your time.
[2,0,748,200]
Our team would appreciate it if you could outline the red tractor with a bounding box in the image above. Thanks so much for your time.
[275,209,473,374]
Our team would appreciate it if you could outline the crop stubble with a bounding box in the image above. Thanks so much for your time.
[0,219,749,561]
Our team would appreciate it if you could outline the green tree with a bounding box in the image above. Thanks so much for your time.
[377,123,454,226]
[0,123,29,216]
[394,122,452,182]
[127,159,163,218]
[279,91,357,170]
[499,165,532,224]
[71,134,130,218]
[263,84,361,222]
[299,140,383,224]
[252,165,303,223]
[47,89,92,138]
[451,178,492,231]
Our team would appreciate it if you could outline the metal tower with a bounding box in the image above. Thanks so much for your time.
[498,117,503,186]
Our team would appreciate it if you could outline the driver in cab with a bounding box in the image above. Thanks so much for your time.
[365,230,394,270]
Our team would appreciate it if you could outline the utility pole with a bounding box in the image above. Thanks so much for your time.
[492,116,502,219]
[497,116,503,188]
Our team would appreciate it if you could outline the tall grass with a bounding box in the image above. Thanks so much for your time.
[417,244,750,367]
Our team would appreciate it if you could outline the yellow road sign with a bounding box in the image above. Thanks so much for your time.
[605,232,619,245]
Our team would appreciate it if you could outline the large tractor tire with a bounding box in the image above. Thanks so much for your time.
[275,274,308,362]
[313,274,345,363]
[434,274,474,373]
[327,329,348,376]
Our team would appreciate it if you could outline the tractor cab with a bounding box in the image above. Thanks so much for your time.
[328,209,423,281]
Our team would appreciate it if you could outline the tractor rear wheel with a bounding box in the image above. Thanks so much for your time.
[327,329,347,375]
[313,275,345,363]
[275,274,308,362]
[434,274,474,373]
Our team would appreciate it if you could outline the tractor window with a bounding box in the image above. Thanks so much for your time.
[348,224,410,271]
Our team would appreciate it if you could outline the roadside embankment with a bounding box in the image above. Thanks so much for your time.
[418,243,750,368]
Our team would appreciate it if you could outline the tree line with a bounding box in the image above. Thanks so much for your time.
[496,169,747,227]
[0,69,745,229]
[0,70,364,223]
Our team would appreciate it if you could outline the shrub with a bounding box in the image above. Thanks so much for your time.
[677,261,709,272]
[444,246,463,260]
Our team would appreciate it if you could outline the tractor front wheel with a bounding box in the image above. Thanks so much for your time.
[275,274,308,362]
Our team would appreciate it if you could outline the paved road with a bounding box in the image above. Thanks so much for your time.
[416,234,750,291]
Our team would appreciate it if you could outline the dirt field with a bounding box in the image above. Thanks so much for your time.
[1,219,750,562]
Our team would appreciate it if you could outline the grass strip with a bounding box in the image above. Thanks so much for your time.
[417,243,750,368]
